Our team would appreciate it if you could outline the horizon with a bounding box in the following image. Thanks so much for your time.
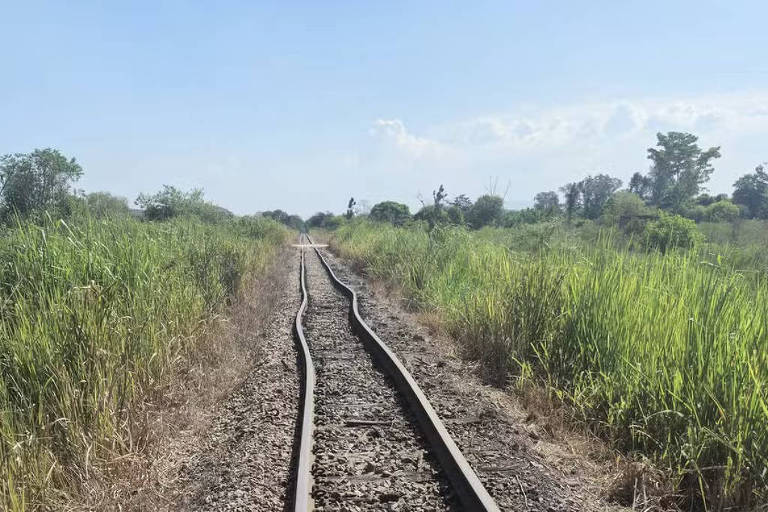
[2,1,767,218]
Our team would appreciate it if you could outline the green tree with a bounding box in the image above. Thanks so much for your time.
[307,211,333,228]
[432,184,447,208]
[346,197,357,219]
[85,192,131,217]
[533,191,561,214]
[446,205,465,225]
[643,132,721,211]
[703,199,740,222]
[628,172,653,201]
[369,201,411,225]
[732,164,768,218]
[644,212,703,252]
[414,204,449,230]
[559,182,581,222]
[449,194,473,213]
[0,148,84,221]
[136,186,232,222]
[467,194,504,228]
[579,174,622,219]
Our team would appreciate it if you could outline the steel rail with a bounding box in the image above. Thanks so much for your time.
[305,235,501,512]
[291,235,315,512]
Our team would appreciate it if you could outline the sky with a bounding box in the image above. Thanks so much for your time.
[1,1,767,217]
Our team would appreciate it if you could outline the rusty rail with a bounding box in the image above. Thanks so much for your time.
[303,235,501,512]
[291,235,315,511]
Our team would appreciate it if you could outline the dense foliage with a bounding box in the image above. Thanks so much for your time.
[0,214,288,508]
[329,219,768,510]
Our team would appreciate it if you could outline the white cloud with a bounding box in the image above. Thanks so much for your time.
[369,119,445,158]
[364,91,768,206]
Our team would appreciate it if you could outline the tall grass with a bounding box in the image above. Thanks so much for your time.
[0,214,288,509]
[330,220,768,509]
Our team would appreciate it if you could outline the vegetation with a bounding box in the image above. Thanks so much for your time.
[0,149,84,223]
[0,149,292,509]
[369,201,411,226]
[328,219,767,509]
[313,131,767,509]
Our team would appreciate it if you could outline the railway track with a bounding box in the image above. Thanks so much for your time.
[291,234,500,511]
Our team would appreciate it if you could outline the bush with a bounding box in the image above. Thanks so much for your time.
[703,199,740,222]
[369,201,411,225]
[413,205,450,229]
[643,212,703,252]
[601,191,656,235]
[467,195,504,228]
[84,191,131,218]
[135,185,233,223]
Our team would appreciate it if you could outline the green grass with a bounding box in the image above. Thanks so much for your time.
[329,219,768,510]
[0,214,289,509]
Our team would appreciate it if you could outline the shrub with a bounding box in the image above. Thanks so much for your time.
[369,201,411,225]
[643,212,703,252]
[703,199,740,222]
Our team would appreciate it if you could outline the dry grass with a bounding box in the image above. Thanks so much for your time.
[61,247,293,510]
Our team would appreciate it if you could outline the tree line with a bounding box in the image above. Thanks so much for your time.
[306,131,765,232]
[0,148,306,228]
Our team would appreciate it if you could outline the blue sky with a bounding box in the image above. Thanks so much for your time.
[2,1,767,217]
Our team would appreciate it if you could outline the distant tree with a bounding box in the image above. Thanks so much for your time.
[346,197,357,219]
[559,182,581,223]
[579,174,622,219]
[702,200,740,222]
[285,214,305,231]
[0,148,83,221]
[85,192,130,217]
[628,172,653,201]
[449,194,473,213]
[433,184,447,208]
[135,185,232,222]
[641,132,721,211]
[644,212,703,252]
[446,205,465,225]
[601,191,656,235]
[533,191,561,214]
[414,204,449,230]
[369,201,411,225]
[732,164,768,219]
[307,211,334,228]
[262,209,290,224]
[468,194,504,228]
[263,209,304,230]
[501,207,543,227]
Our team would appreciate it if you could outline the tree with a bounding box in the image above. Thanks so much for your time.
[85,192,130,217]
[433,184,447,208]
[643,132,721,211]
[346,197,357,219]
[579,174,622,219]
[446,205,465,225]
[703,200,740,222]
[533,191,561,214]
[628,172,653,201]
[468,195,504,228]
[644,212,703,252]
[559,182,581,222]
[263,209,304,230]
[732,164,768,218]
[0,148,83,221]
[601,191,655,235]
[414,204,449,230]
[135,186,232,222]
[369,201,411,225]
[450,194,473,213]
[307,211,334,228]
